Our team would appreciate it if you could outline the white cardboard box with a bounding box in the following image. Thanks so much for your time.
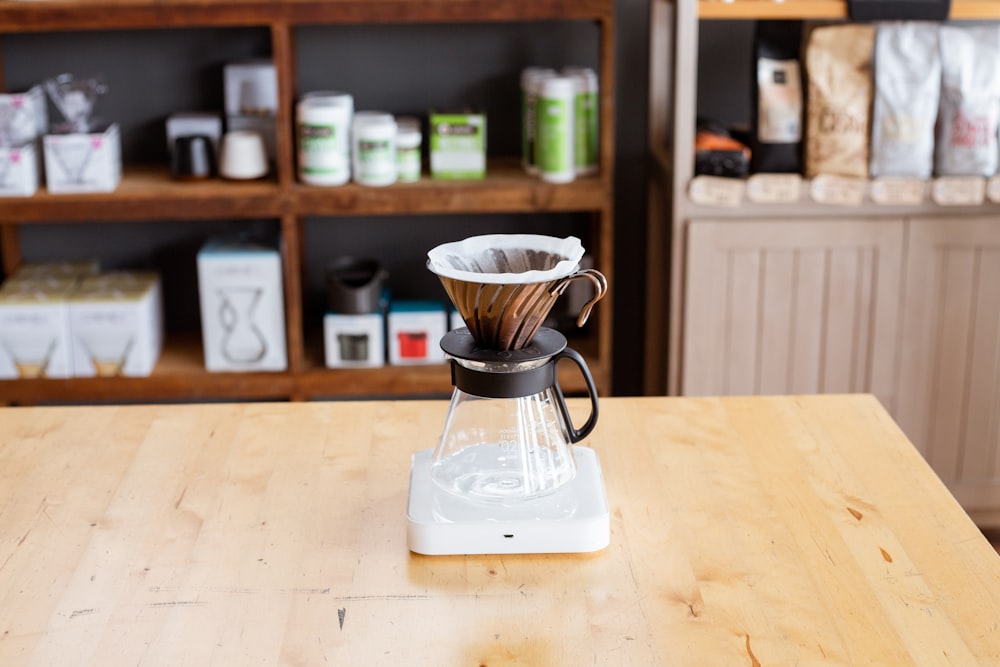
[224,60,278,116]
[166,111,223,158]
[387,301,447,365]
[197,238,287,372]
[0,86,48,146]
[0,143,39,197]
[12,259,100,281]
[43,123,122,194]
[0,279,75,379]
[68,273,163,377]
[324,312,385,368]
[429,111,486,180]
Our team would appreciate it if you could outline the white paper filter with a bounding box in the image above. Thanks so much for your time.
[426,234,584,285]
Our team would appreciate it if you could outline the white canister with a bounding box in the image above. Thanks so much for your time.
[297,92,353,186]
[535,76,576,184]
[562,67,599,175]
[352,112,397,187]
[395,116,422,182]
[520,67,556,175]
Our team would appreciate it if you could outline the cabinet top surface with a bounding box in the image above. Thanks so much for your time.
[0,0,614,31]
[696,0,1000,19]
[1,394,998,664]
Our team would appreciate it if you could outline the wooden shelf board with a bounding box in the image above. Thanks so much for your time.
[3,160,608,223]
[0,0,613,32]
[679,176,1000,220]
[0,330,610,403]
[698,0,1000,19]
[294,160,609,216]
[297,332,606,398]
[1,165,283,222]
[0,334,294,403]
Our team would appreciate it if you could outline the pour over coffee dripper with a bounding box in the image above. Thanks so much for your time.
[425,234,607,502]
[408,234,611,555]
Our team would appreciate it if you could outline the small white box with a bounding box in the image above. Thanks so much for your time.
[69,273,163,377]
[0,279,75,379]
[0,86,48,146]
[226,114,277,161]
[224,60,278,117]
[0,143,39,197]
[166,112,223,158]
[43,123,122,194]
[324,312,385,368]
[12,259,100,281]
[429,111,486,180]
[197,238,287,372]
[387,301,447,365]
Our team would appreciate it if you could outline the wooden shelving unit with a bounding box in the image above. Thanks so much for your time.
[646,0,1000,526]
[0,0,616,403]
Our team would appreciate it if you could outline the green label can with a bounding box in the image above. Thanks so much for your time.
[535,76,575,183]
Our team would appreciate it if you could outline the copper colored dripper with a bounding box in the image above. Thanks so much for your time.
[439,271,607,350]
[427,235,608,351]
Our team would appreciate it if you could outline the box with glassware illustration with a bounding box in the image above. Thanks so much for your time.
[41,74,121,194]
[68,272,163,377]
[43,122,121,194]
[0,278,75,379]
[0,85,48,197]
[197,237,287,372]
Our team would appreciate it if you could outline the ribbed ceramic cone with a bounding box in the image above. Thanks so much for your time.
[439,269,608,351]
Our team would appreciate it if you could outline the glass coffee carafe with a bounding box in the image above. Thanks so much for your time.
[430,327,598,503]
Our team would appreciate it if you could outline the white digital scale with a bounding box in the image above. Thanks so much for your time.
[406,446,610,556]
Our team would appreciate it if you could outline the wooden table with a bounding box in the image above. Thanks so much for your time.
[1,395,998,664]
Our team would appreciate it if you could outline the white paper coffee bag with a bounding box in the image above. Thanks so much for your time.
[870,22,941,178]
[936,25,1000,177]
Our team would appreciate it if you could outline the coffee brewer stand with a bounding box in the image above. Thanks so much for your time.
[407,235,610,555]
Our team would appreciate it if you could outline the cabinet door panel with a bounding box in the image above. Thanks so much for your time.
[683,219,904,411]
[898,218,1000,516]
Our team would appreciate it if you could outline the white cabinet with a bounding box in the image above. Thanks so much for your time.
[897,218,1000,526]
[682,218,904,408]
[647,0,1000,526]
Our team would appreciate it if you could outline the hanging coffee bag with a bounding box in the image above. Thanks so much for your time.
[869,22,940,178]
[805,24,876,179]
[751,20,804,174]
[935,25,1000,177]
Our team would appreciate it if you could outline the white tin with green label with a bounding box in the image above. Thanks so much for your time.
[296,92,353,186]
[562,67,599,175]
[535,76,576,184]
[353,112,397,187]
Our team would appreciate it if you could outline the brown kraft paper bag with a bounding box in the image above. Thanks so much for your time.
[805,24,877,179]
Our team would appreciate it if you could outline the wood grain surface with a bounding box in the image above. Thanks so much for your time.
[1,395,998,664]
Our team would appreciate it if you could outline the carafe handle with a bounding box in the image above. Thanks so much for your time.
[553,346,599,443]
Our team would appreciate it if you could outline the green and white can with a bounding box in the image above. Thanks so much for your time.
[395,116,422,182]
[352,112,397,187]
[296,92,353,186]
[562,67,599,175]
[535,75,575,183]
[520,67,556,175]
